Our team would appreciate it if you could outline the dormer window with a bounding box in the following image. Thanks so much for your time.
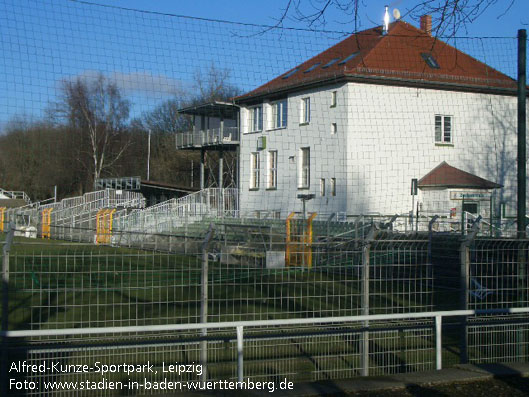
[322,58,340,68]
[282,67,300,79]
[304,63,321,73]
[421,53,440,69]
[338,52,359,65]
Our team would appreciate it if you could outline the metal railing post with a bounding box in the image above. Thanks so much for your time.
[2,222,14,332]
[236,325,244,382]
[200,224,215,381]
[459,217,480,363]
[435,315,442,370]
[361,226,377,377]
[428,216,439,264]
[2,222,15,397]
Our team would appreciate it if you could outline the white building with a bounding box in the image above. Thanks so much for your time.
[177,16,527,223]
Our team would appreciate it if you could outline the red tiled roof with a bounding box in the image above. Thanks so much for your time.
[236,21,516,101]
[418,162,502,189]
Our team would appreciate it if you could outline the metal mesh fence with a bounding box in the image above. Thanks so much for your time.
[2,225,434,330]
[2,222,529,394]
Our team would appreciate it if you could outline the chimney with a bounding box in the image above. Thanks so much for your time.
[383,5,390,35]
[420,15,432,36]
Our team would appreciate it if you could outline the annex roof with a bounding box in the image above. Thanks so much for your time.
[418,161,502,189]
[178,101,239,119]
[236,20,517,102]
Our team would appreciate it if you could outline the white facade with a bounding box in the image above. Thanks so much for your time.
[238,81,527,219]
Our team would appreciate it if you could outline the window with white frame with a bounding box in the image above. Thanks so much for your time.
[330,178,336,196]
[298,147,310,188]
[320,178,325,196]
[267,150,278,189]
[301,97,310,124]
[250,152,260,189]
[249,106,263,132]
[272,99,287,129]
[331,91,337,107]
[435,115,452,144]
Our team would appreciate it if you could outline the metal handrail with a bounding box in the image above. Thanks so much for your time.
[2,307,528,382]
[176,127,239,148]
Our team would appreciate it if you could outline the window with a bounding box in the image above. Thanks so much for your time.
[250,152,260,189]
[331,91,337,107]
[301,97,310,124]
[435,115,452,144]
[320,178,326,196]
[249,106,263,132]
[330,178,336,196]
[338,52,359,65]
[331,123,337,135]
[282,67,300,79]
[304,63,321,73]
[322,58,340,68]
[421,53,440,69]
[267,151,278,189]
[298,147,310,189]
[272,99,287,129]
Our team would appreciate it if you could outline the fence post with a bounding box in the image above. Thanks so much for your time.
[200,224,215,381]
[326,213,336,240]
[2,222,15,397]
[435,315,442,370]
[428,216,439,264]
[459,217,480,364]
[517,29,527,239]
[518,241,528,359]
[236,326,244,382]
[361,226,377,377]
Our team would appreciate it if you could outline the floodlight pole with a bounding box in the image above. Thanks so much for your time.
[517,29,527,238]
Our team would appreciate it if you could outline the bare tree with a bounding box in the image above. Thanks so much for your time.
[192,64,241,104]
[55,73,131,184]
[274,0,518,36]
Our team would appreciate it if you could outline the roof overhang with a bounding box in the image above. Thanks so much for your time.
[178,101,239,119]
[235,74,522,104]
[140,180,198,194]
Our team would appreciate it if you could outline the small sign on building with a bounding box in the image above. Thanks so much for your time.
[450,191,491,201]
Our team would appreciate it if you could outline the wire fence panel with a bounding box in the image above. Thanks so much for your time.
[4,234,433,329]
[465,239,529,364]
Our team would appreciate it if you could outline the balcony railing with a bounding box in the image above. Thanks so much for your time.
[176,126,239,149]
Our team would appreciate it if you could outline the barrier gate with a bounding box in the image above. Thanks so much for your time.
[96,208,116,244]
[285,212,317,268]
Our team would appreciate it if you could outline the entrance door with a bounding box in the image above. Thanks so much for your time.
[462,201,479,229]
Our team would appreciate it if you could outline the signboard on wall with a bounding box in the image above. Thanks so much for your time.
[449,191,491,201]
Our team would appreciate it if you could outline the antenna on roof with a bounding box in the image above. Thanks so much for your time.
[393,8,401,20]
[383,5,390,35]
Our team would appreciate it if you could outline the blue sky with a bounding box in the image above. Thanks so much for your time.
[0,0,527,131]
[97,0,528,37]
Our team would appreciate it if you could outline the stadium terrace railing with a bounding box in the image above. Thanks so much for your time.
[113,188,239,234]
[0,188,31,204]
[3,189,145,233]
[176,126,239,149]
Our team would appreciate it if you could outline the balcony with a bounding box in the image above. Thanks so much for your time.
[176,126,239,150]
